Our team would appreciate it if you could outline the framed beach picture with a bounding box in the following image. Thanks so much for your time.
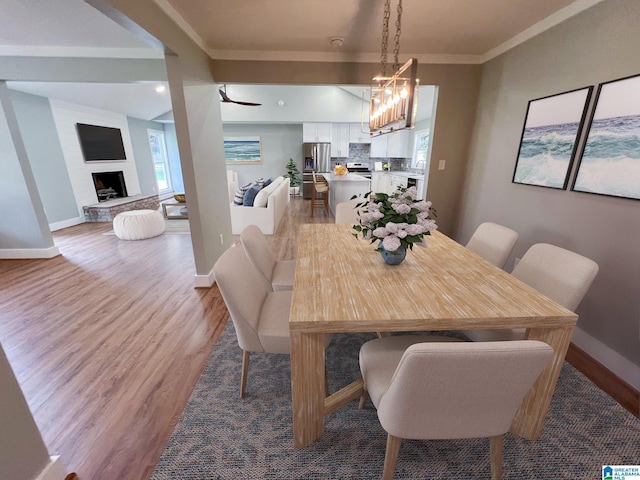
[224,136,262,165]
[512,87,593,190]
[572,73,640,200]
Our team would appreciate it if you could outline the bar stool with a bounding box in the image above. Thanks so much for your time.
[311,171,329,217]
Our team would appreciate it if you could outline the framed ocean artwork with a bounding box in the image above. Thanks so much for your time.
[224,136,262,165]
[572,73,640,200]
[512,87,593,190]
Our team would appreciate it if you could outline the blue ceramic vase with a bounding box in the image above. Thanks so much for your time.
[380,244,407,265]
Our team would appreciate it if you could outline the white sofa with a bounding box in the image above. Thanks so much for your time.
[228,176,290,235]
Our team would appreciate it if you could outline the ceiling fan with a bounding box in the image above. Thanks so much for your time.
[219,85,262,106]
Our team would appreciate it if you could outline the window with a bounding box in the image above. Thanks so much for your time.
[148,129,172,193]
[411,129,431,171]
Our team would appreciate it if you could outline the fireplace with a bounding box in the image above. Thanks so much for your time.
[92,171,128,202]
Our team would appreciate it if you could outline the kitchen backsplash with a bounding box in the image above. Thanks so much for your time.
[331,143,412,172]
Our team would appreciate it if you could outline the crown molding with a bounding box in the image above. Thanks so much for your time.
[154,0,605,66]
[481,0,606,62]
[0,45,164,59]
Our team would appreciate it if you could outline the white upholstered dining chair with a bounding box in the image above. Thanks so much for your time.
[359,337,553,480]
[334,199,362,225]
[462,242,599,342]
[465,222,519,269]
[240,224,295,292]
[213,244,332,398]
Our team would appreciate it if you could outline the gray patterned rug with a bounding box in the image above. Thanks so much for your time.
[151,322,639,479]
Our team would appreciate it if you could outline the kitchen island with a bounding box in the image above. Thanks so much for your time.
[322,173,371,217]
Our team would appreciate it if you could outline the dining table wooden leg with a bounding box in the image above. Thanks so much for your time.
[290,331,326,448]
[510,325,574,440]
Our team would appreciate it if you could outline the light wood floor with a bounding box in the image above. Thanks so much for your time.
[0,196,332,480]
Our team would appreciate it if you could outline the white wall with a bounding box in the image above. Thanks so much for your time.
[220,85,367,123]
[49,99,141,215]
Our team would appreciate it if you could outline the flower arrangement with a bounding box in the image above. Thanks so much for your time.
[352,185,437,252]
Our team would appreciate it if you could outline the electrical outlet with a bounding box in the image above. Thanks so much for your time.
[438,160,446,170]
[219,234,224,245]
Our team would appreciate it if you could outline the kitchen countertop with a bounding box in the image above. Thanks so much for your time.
[373,171,425,180]
[322,173,371,182]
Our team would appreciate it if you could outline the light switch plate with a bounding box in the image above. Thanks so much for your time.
[438,160,446,170]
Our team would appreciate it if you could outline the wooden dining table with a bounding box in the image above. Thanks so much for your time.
[289,223,577,449]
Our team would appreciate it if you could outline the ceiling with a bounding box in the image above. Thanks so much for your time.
[1,0,603,120]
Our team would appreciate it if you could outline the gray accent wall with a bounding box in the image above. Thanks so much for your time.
[163,122,184,193]
[458,0,640,371]
[0,82,54,250]
[10,89,77,224]
[222,123,304,186]
[127,116,166,196]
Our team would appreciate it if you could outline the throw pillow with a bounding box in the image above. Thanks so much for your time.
[263,177,274,187]
[253,176,282,208]
[233,182,252,205]
[243,183,262,206]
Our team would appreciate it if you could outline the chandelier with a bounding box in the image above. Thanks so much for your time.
[369,0,419,135]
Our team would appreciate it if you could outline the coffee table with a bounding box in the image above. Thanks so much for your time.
[161,200,188,220]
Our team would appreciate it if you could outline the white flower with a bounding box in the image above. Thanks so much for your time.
[352,185,437,254]
[382,235,401,251]
[373,227,390,238]
[392,203,412,215]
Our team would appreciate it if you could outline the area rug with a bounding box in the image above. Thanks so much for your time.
[102,219,190,236]
[151,322,640,479]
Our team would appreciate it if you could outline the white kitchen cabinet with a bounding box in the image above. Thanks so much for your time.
[331,123,350,157]
[303,123,332,143]
[370,134,388,158]
[349,123,371,144]
[390,174,407,193]
[386,130,412,158]
[372,172,426,197]
[371,172,393,194]
[369,130,412,158]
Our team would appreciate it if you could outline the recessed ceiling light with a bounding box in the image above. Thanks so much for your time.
[155,85,166,93]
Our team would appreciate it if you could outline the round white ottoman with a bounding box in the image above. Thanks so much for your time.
[113,210,165,240]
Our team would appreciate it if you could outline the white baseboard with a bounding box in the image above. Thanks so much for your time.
[572,326,640,390]
[194,267,215,288]
[35,456,68,480]
[49,216,84,232]
[0,246,60,259]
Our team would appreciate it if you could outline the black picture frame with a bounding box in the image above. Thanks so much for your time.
[571,73,640,201]
[512,86,593,190]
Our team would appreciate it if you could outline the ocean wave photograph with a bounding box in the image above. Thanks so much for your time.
[573,114,640,199]
[224,136,262,164]
[514,122,582,188]
[513,87,592,189]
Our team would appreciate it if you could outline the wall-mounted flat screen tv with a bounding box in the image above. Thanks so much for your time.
[76,123,127,161]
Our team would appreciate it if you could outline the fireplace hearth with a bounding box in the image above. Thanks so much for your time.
[92,171,128,202]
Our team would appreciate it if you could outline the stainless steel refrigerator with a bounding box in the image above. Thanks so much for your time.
[302,142,331,199]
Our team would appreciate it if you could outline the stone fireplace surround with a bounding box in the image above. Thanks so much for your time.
[83,169,159,222]
[83,194,160,222]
